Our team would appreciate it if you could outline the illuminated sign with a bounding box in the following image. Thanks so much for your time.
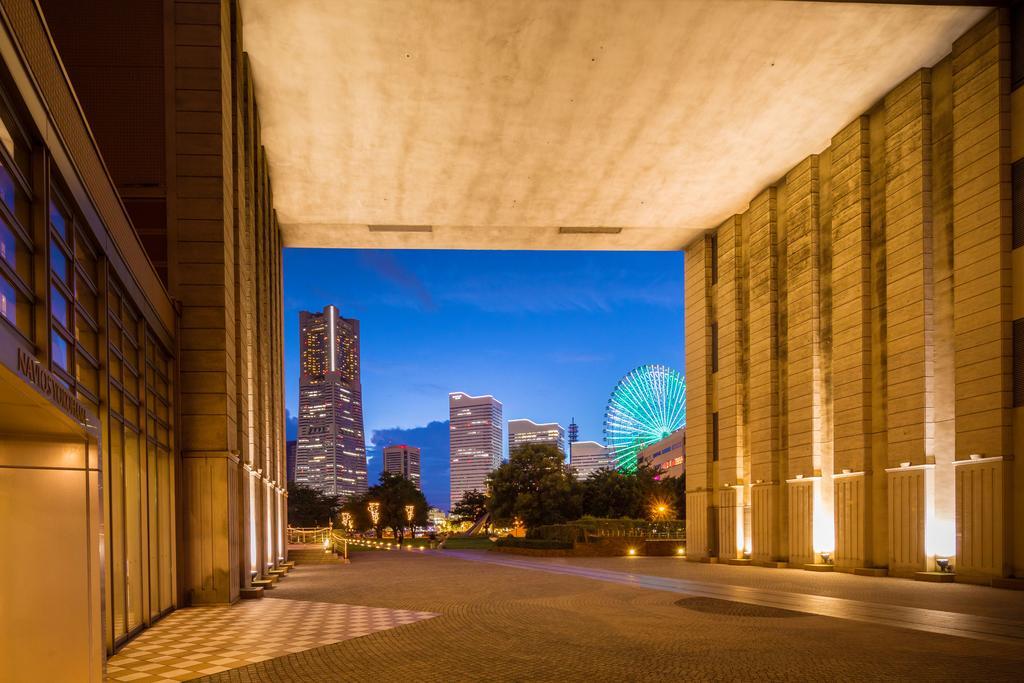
[17,347,87,423]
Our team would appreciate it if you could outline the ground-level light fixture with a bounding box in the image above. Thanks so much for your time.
[676,547,685,556]
[628,548,637,556]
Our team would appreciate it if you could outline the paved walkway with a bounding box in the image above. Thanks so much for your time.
[444,551,1024,643]
[105,597,435,681]
[199,549,1024,682]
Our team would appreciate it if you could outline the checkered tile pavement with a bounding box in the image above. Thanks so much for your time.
[104,597,438,682]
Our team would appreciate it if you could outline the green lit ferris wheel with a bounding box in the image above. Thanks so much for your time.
[603,364,686,472]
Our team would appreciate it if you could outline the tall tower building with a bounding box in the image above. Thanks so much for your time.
[296,305,367,500]
[383,444,422,490]
[508,419,565,456]
[449,392,503,509]
[568,417,579,450]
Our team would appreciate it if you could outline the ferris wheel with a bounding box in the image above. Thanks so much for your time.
[603,364,686,472]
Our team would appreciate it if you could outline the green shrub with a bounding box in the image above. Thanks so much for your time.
[495,536,573,550]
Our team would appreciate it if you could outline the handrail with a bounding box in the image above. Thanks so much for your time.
[287,525,348,560]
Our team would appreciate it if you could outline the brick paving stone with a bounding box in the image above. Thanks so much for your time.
[199,550,1024,682]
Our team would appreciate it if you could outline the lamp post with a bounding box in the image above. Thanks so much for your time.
[405,504,415,539]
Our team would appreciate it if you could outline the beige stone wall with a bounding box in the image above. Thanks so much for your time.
[716,215,746,557]
[174,0,287,604]
[684,237,714,559]
[685,9,1019,582]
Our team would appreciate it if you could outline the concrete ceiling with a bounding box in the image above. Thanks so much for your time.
[239,1,988,251]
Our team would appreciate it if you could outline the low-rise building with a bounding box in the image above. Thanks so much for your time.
[570,441,614,480]
[638,428,685,479]
[508,418,565,455]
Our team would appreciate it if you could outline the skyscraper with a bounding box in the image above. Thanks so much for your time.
[449,392,502,509]
[508,419,565,456]
[383,444,422,490]
[296,305,367,500]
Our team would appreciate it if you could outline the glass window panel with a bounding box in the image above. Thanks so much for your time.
[108,322,121,352]
[75,315,98,357]
[50,284,70,328]
[109,352,122,383]
[158,447,173,611]
[108,289,122,322]
[123,337,138,371]
[1,279,31,338]
[49,201,67,240]
[0,105,28,175]
[109,423,126,640]
[0,163,13,215]
[124,428,143,632]
[124,397,139,428]
[75,230,98,283]
[0,219,30,283]
[50,329,70,371]
[109,384,123,417]
[0,161,26,225]
[76,275,97,319]
[0,113,14,160]
[124,370,139,402]
[76,351,99,395]
[148,443,160,619]
[50,239,70,283]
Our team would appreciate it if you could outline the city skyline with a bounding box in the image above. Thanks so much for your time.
[283,249,685,507]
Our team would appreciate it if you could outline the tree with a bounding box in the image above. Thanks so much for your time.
[341,472,428,536]
[580,463,685,520]
[487,443,582,528]
[580,467,645,519]
[287,483,340,527]
[451,489,489,528]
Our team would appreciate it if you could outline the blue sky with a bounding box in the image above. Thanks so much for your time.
[284,249,684,509]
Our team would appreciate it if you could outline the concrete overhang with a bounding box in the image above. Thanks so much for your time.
[239,0,990,251]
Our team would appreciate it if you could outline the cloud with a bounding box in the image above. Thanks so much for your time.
[359,251,436,311]
[368,420,450,510]
[435,268,682,315]
[286,409,298,441]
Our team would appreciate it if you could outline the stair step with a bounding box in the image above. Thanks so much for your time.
[240,587,264,599]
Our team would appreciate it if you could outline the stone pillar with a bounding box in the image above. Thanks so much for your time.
[883,69,935,576]
[951,10,1013,582]
[784,156,829,566]
[748,189,786,563]
[716,215,748,559]
[174,0,242,604]
[684,236,715,559]
[831,117,875,569]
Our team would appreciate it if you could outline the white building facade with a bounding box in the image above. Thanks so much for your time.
[449,392,503,509]
[570,441,614,480]
[508,418,565,456]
